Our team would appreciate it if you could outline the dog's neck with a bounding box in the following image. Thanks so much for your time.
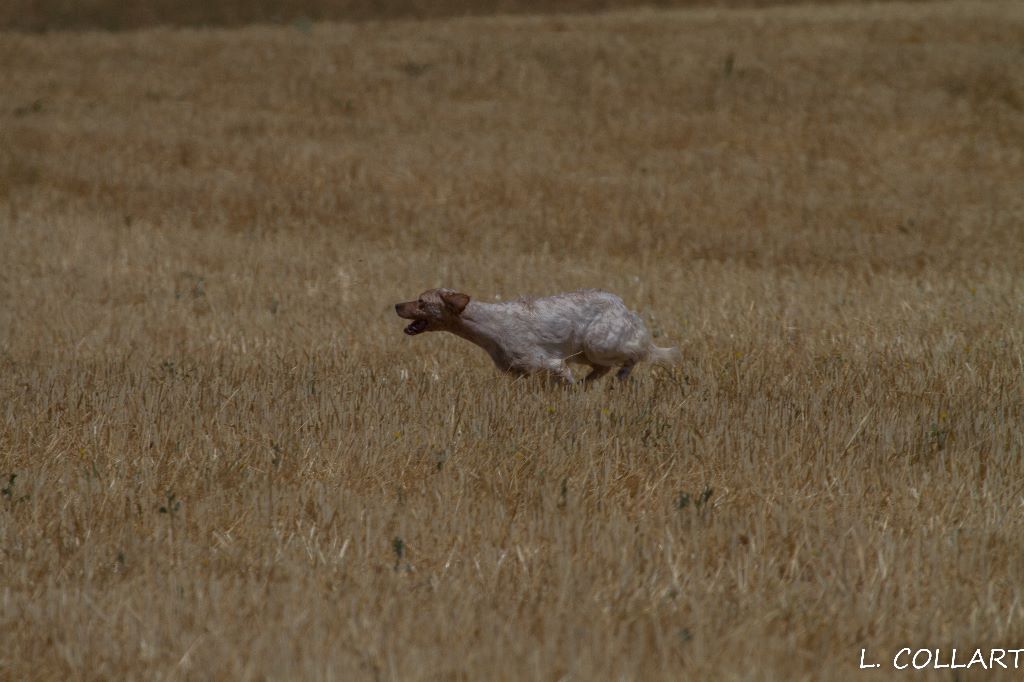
[447,301,516,371]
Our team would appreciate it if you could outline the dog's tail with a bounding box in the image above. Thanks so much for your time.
[646,344,681,365]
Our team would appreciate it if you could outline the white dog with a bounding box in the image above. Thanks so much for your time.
[395,288,678,383]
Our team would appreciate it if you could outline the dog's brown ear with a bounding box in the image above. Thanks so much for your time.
[441,291,470,315]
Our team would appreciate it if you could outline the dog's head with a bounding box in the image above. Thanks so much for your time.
[395,288,470,336]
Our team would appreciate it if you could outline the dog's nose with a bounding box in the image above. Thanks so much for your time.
[394,303,401,313]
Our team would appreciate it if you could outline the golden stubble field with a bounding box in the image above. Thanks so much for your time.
[1,1,1023,678]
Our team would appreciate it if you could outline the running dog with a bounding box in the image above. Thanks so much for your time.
[395,288,678,383]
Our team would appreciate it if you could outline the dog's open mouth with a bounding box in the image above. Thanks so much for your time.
[404,319,428,336]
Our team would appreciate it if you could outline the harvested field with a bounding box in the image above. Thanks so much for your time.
[1,1,1023,678]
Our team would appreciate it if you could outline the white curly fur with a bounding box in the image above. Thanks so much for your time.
[395,288,679,383]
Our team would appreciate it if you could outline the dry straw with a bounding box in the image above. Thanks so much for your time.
[1,0,1023,678]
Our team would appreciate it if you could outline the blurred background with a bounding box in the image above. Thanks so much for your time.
[3,0,910,31]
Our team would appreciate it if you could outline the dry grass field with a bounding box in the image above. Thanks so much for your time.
[2,0,1024,678]
[0,0,906,32]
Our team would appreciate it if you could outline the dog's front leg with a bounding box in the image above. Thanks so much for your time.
[546,360,575,386]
